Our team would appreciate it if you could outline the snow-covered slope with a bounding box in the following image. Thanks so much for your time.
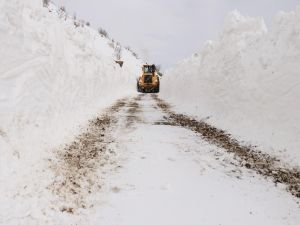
[161,8,300,167]
[0,0,140,218]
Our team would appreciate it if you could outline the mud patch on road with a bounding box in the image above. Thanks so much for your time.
[125,97,143,127]
[153,95,300,199]
[153,121,175,126]
[49,99,127,213]
[151,94,172,113]
[109,98,127,113]
[134,93,145,102]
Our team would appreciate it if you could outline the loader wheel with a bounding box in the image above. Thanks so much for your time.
[155,85,160,93]
[156,79,160,93]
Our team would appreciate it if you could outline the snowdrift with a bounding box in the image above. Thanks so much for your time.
[0,0,140,220]
[161,8,300,166]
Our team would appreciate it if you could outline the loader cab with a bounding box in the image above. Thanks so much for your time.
[143,65,156,74]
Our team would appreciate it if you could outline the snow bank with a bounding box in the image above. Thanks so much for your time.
[0,1,140,221]
[0,0,140,157]
[161,8,300,167]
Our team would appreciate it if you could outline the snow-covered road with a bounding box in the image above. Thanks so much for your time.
[82,94,299,225]
[1,2,300,224]
[2,94,299,225]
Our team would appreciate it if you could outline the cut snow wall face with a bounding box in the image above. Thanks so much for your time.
[0,0,41,29]
[0,1,141,159]
[161,8,300,166]
[223,10,267,36]
[0,0,23,33]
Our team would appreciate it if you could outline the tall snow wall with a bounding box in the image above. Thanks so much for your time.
[161,8,300,166]
[0,0,140,173]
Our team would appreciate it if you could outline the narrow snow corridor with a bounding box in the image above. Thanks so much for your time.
[84,94,299,225]
[1,2,300,225]
[1,94,299,225]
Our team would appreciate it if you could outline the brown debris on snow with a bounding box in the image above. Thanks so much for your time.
[49,99,127,213]
[48,95,145,213]
[153,95,300,199]
[126,101,141,127]
[151,94,172,113]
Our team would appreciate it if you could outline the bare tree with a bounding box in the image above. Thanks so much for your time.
[108,42,114,49]
[98,28,109,38]
[132,51,138,59]
[124,46,138,59]
[43,0,50,7]
[58,6,67,20]
[59,6,66,12]
[73,13,77,21]
[72,13,80,27]
[125,46,131,51]
[74,21,80,28]
[114,44,122,60]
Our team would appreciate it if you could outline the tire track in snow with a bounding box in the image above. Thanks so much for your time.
[47,93,299,220]
[152,94,300,200]
[49,98,128,213]
[125,95,143,127]
[48,95,145,214]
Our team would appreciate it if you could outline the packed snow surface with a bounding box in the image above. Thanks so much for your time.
[2,94,299,224]
[161,8,300,167]
[92,95,299,225]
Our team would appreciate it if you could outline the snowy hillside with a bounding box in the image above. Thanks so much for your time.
[0,0,140,219]
[161,8,300,167]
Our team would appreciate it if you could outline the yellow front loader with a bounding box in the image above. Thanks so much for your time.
[137,64,160,93]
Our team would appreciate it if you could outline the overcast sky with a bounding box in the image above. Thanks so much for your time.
[53,0,300,70]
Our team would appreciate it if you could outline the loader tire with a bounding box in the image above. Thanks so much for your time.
[155,84,160,93]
